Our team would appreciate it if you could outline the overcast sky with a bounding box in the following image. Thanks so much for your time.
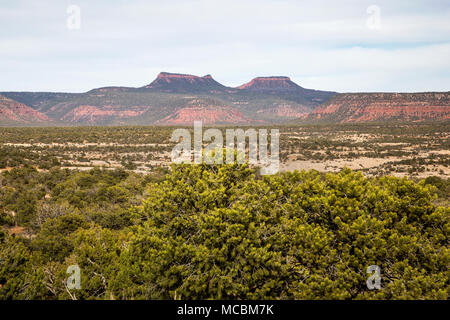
[1,0,449,92]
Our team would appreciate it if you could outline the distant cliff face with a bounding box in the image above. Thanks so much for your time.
[156,99,252,125]
[0,94,49,123]
[308,92,450,122]
[61,105,152,124]
[156,106,250,125]
[3,72,449,126]
[257,105,310,119]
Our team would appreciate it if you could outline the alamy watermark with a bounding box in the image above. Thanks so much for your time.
[366,265,381,290]
[66,5,81,30]
[366,5,381,30]
[66,264,81,290]
[170,121,279,175]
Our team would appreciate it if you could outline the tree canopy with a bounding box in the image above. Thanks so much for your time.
[0,163,448,300]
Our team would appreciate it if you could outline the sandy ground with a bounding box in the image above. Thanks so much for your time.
[281,158,449,178]
[281,157,396,172]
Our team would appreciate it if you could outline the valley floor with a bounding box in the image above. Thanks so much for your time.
[1,123,448,179]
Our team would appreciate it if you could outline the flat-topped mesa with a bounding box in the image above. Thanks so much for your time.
[143,72,227,92]
[237,76,301,90]
[155,72,211,80]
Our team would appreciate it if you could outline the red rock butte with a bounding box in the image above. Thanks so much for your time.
[143,72,225,89]
[237,76,298,90]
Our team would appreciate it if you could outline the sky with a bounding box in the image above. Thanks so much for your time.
[1,0,449,93]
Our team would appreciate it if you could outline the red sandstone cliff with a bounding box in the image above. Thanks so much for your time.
[156,99,252,125]
[0,94,49,123]
[308,92,450,122]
